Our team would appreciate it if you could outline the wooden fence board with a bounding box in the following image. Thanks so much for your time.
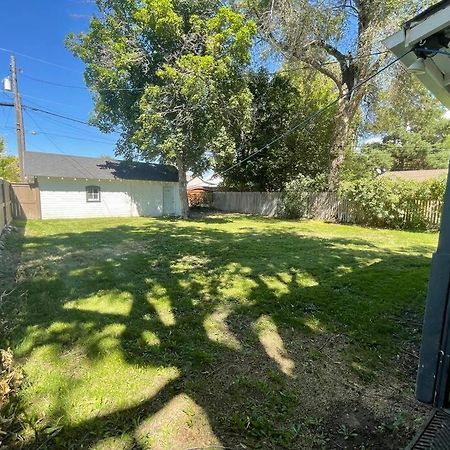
[10,182,41,220]
[213,191,282,217]
[0,178,13,235]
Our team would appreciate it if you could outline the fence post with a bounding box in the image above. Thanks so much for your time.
[1,180,7,229]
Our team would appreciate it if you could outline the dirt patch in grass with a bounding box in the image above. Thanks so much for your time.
[188,319,428,449]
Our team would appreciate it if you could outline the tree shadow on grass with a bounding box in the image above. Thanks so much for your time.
[7,218,432,449]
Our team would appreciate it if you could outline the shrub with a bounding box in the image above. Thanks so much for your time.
[281,174,327,218]
[339,176,445,229]
[188,190,213,208]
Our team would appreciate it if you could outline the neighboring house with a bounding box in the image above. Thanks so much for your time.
[187,175,223,192]
[382,169,447,182]
[24,151,181,219]
[187,175,222,207]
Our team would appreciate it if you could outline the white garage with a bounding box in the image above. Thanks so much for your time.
[23,151,181,219]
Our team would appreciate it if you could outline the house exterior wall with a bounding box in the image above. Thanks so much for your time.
[37,177,181,219]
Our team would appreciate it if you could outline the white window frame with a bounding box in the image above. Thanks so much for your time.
[86,185,101,203]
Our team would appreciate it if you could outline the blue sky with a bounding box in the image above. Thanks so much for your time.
[0,0,120,159]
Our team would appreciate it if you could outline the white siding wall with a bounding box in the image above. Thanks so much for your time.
[38,178,181,219]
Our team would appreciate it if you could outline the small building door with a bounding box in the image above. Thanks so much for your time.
[163,185,175,215]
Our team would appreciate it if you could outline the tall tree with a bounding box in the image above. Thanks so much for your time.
[217,68,335,190]
[242,0,432,190]
[0,139,19,182]
[67,0,256,217]
[362,70,450,172]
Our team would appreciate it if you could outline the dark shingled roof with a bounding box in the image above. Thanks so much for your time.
[24,151,179,182]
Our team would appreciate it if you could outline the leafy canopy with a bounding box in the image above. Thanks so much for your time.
[217,67,336,191]
[240,0,436,189]
[136,7,256,174]
[67,1,256,176]
[0,139,19,182]
[344,71,450,180]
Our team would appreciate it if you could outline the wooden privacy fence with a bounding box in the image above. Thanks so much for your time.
[0,179,13,235]
[10,182,41,220]
[212,191,444,229]
[0,179,41,234]
[213,191,282,217]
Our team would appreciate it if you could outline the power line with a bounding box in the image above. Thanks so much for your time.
[23,52,391,90]
[1,95,12,129]
[218,49,411,176]
[21,97,119,138]
[31,130,115,145]
[22,74,145,92]
[271,50,392,76]
[36,112,119,139]
[23,104,121,135]
[24,110,99,179]
[23,104,91,126]
[20,92,79,109]
[5,126,116,145]
[0,47,78,73]
[22,74,86,90]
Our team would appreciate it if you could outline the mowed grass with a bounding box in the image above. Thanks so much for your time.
[2,216,437,449]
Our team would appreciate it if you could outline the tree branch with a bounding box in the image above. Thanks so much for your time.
[300,56,343,93]
[316,40,347,67]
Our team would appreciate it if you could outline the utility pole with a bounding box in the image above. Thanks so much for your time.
[10,55,26,181]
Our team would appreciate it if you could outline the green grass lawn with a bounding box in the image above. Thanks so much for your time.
[1,216,437,449]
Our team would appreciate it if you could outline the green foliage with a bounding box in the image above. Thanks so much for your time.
[243,0,436,189]
[218,68,335,191]
[135,6,256,174]
[341,146,393,181]
[0,139,19,182]
[358,70,450,176]
[281,174,327,218]
[340,176,446,230]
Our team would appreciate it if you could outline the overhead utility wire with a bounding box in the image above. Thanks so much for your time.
[22,74,146,92]
[219,50,411,176]
[0,47,78,73]
[23,104,92,126]
[22,50,392,91]
[21,50,414,177]
[24,110,100,179]
[23,104,122,134]
[37,112,118,139]
[20,92,79,109]
[5,126,116,145]
[274,49,392,74]
[22,98,120,138]
[23,103,121,135]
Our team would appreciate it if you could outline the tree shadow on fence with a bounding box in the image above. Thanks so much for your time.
[7,218,432,449]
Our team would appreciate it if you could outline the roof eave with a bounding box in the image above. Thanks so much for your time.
[383,3,450,109]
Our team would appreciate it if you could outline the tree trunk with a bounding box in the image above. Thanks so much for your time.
[327,98,353,191]
[176,153,189,219]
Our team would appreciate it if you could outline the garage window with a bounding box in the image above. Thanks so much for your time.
[86,185,101,202]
